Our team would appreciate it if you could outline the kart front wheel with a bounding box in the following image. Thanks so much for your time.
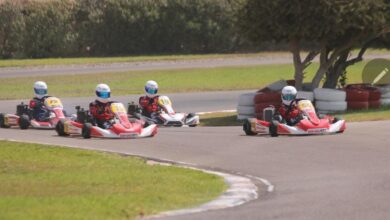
[243,119,256,136]
[82,123,92,139]
[269,121,278,137]
[56,119,68,136]
[0,113,10,128]
[19,114,30,130]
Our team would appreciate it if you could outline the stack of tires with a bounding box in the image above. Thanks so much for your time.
[314,88,347,113]
[297,91,314,102]
[345,84,381,110]
[253,91,281,119]
[237,93,256,120]
[378,85,390,106]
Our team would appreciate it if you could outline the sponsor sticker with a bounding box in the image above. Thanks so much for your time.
[307,128,327,134]
[119,133,138,138]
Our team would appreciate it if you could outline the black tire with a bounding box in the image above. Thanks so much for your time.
[19,114,30,130]
[243,119,256,136]
[0,113,10,128]
[189,124,197,127]
[82,123,92,139]
[55,119,68,136]
[269,121,279,137]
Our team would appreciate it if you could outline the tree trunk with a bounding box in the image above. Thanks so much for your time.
[290,40,304,90]
[323,52,349,88]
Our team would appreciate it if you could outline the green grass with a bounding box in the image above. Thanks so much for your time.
[0,141,226,220]
[200,106,390,126]
[0,52,288,68]
[0,61,368,100]
[0,49,387,68]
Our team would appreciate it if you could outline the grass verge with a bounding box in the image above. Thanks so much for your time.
[0,61,367,100]
[0,49,388,68]
[0,141,226,220]
[200,107,390,126]
[0,52,288,68]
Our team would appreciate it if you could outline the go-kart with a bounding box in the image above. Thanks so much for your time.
[0,97,66,129]
[243,99,346,136]
[56,102,157,139]
[128,95,199,127]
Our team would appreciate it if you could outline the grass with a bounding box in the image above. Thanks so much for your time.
[0,49,388,68]
[0,52,288,68]
[200,106,390,126]
[0,61,368,100]
[0,141,226,220]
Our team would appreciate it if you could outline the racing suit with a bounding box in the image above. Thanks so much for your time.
[139,96,160,117]
[89,100,115,129]
[29,96,51,121]
[277,103,301,126]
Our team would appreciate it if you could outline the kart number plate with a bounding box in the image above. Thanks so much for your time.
[307,128,327,134]
[119,133,137,138]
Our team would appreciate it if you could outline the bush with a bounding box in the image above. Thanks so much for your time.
[0,0,254,58]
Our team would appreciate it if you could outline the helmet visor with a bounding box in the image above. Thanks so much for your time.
[282,94,296,101]
[34,88,47,95]
[96,91,110,99]
[145,86,158,95]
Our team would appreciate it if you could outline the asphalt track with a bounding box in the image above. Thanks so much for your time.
[0,96,390,220]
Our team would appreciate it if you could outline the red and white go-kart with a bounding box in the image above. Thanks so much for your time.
[56,102,157,139]
[243,99,346,136]
[0,97,66,129]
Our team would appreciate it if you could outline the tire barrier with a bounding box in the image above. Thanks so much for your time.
[347,101,369,110]
[237,92,256,120]
[369,100,381,109]
[315,101,347,112]
[345,84,382,110]
[378,85,390,99]
[314,88,347,113]
[297,91,314,102]
[314,88,346,102]
[238,93,256,106]
[381,98,390,106]
[254,91,281,120]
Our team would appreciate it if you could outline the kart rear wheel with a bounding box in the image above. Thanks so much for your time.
[243,119,256,136]
[55,119,68,136]
[269,121,278,137]
[82,123,92,139]
[0,113,10,128]
[19,114,30,130]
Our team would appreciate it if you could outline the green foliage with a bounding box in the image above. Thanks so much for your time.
[22,0,78,58]
[0,0,244,58]
[0,1,25,58]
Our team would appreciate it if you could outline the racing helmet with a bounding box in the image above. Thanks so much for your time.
[34,81,48,99]
[95,83,111,103]
[281,86,297,106]
[145,80,158,97]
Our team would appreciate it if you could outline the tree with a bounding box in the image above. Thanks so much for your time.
[238,0,390,90]
[0,1,25,58]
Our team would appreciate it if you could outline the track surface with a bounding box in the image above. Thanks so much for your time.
[0,95,389,220]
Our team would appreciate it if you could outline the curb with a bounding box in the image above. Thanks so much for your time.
[148,166,259,219]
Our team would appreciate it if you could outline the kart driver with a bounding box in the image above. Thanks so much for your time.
[139,80,160,117]
[29,81,51,121]
[276,85,302,126]
[89,84,115,129]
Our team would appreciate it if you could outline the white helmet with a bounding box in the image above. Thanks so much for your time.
[145,80,158,97]
[281,86,297,106]
[95,83,111,103]
[34,81,48,99]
